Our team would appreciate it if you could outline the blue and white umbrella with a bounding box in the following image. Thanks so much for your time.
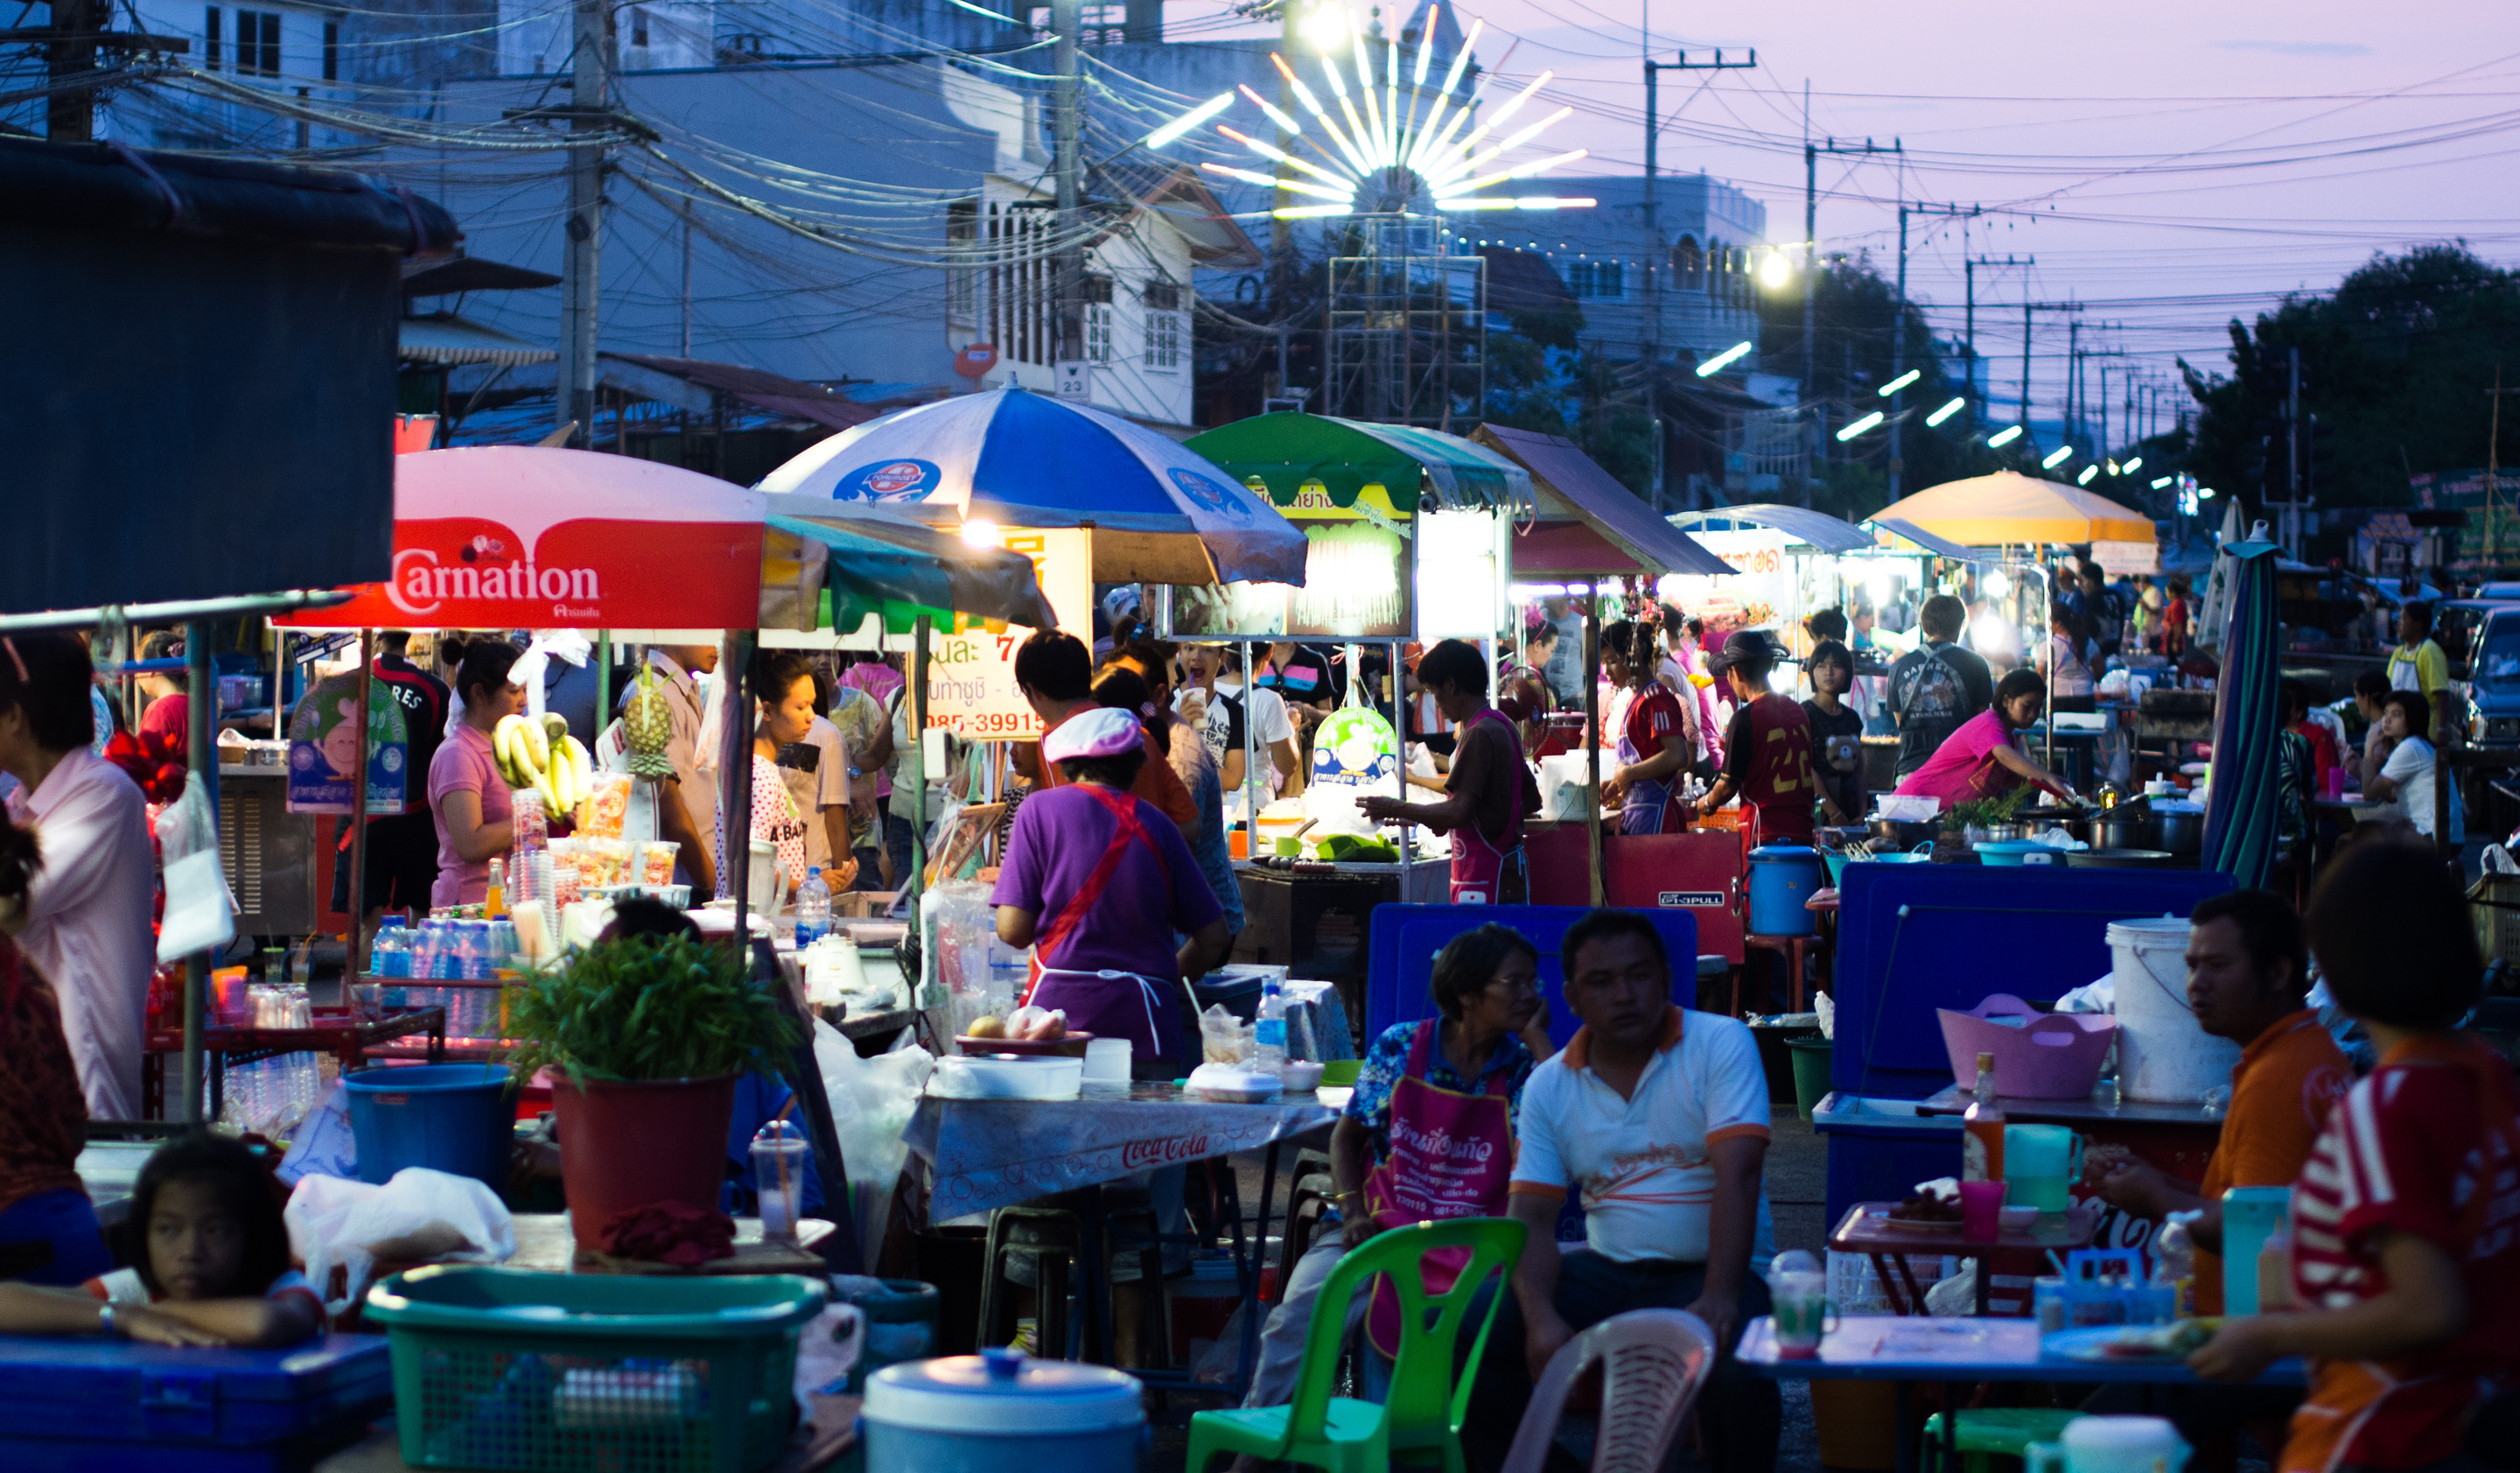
[756,388,1308,586]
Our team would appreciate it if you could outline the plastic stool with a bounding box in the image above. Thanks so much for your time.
[1921,1408,2084,1473]
[1742,932,1826,1013]
[977,1201,1166,1365]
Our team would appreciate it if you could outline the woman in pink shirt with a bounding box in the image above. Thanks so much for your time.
[1893,668,2077,810]
[426,640,524,908]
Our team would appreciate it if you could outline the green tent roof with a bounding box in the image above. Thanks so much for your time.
[1184,412,1531,515]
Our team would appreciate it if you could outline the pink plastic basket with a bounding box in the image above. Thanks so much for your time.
[1937,993,2117,1099]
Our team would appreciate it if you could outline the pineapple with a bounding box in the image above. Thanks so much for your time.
[623,664,676,779]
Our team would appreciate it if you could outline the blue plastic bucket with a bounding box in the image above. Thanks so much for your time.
[343,1063,512,1187]
[1973,839,2060,867]
[1746,845,1822,937]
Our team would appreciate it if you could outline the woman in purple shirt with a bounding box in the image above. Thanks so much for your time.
[993,706,1229,1078]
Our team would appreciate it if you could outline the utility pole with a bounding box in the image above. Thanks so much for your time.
[556,0,612,445]
[1052,0,1085,368]
[2488,368,2520,568]
[2064,317,2082,446]
[1642,47,1753,502]
[1964,254,2028,411]
[2280,345,2303,558]
[1802,136,1898,491]
[679,198,693,358]
[1891,201,1976,499]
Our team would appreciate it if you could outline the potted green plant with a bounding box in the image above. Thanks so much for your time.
[1942,789,2034,857]
[510,935,801,1251]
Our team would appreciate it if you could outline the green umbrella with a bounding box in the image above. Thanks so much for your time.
[1185,412,1530,513]
[762,502,1058,635]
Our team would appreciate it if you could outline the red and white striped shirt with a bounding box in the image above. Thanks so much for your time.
[2282,1035,2520,1473]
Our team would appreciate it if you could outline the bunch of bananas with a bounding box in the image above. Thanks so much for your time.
[494,712,593,813]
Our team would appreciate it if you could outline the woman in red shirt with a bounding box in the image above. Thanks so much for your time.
[2191,838,2520,1473]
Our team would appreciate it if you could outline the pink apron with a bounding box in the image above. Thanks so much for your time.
[1450,708,1530,905]
[1362,1019,1517,1356]
[1019,785,1180,1063]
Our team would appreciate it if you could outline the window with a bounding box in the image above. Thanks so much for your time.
[1080,273,1114,305]
[1142,278,1180,311]
[234,10,279,77]
[946,199,978,324]
[1670,235,1703,288]
[631,7,648,46]
[1144,311,1182,370]
[322,18,337,80]
[1566,260,1621,298]
[1085,303,1113,363]
[204,6,220,67]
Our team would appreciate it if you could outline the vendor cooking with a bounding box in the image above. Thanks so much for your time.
[1359,639,1540,904]
[1892,666,2079,809]
[1684,629,1834,844]
[993,705,1230,1080]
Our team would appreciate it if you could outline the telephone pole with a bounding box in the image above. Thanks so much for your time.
[1052,0,1085,367]
[1890,202,1976,499]
[1802,137,1898,473]
[1642,47,1753,502]
[555,0,612,445]
[1964,254,2029,410]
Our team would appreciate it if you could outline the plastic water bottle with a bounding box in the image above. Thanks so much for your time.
[794,866,831,949]
[370,918,408,979]
[1256,977,1288,1072]
[409,920,440,981]
[2155,1210,2201,1318]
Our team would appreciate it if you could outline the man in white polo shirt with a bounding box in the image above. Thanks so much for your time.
[1463,909,1780,1473]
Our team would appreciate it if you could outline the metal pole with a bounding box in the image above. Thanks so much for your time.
[1889,205,1907,499]
[1390,639,1411,899]
[724,633,755,931]
[1585,598,1604,907]
[909,617,931,894]
[595,632,612,733]
[344,632,374,988]
[1052,0,1083,365]
[0,589,353,635]
[556,0,610,445]
[2021,303,2034,448]
[179,621,217,1126]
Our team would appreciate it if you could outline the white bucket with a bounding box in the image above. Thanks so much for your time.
[2106,919,2240,1104]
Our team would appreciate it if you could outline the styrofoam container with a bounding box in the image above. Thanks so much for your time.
[928,1055,1082,1100]
[1937,993,2117,1099]
[2109,919,2240,1103]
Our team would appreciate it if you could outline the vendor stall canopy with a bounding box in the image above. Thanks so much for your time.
[275,447,1055,637]
[1668,503,1873,555]
[1472,425,1731,578]
[1186,412,1533,517]
[1873,471,2157,548]
[756,387,1307,588]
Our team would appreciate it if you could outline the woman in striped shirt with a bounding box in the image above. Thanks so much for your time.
[2190,837,2520,1473]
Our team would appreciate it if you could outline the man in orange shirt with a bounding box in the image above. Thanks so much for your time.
[1010,630,1198,834]
[2087,887,2347,1458]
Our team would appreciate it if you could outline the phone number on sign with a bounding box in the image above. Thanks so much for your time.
[931,710,1042,739]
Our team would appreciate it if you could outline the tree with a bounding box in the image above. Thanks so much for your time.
[2180,244,2520,517]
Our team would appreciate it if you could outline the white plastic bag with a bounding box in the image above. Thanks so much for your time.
[812,1019,933,1260]
[285,1168,516,1314]
[154,781,235,964]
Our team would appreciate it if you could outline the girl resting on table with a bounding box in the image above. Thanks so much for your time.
[2191,836,2520,1473]
[1892,667,2078,810]
[993,705,1229,1080]
[0,1133,321,1347]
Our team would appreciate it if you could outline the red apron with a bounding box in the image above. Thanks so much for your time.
[1018,785,1180,1063]
[1451,708,1531,904]
[1362,1019,1517,1356]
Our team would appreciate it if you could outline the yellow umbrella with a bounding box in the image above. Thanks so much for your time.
[1873,470,2156,546]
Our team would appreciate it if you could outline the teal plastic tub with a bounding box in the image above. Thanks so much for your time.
[1972,839,2062,867]
[365,1266,829,1473]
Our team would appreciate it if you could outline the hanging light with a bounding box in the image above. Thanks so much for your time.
[2041,445,2075,469]
[1877,369,1921,397]
[2077,465,2100,486]
[1758,250,1795,291]
[1696,341,1754,377]
[960,519,1002,550]
[1987,425,2024,447]
[1925,396,1966,427]
[1837,411,1885,441]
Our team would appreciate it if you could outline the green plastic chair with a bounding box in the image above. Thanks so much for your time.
[1922,1407,2085,1473]
[1317,1059,1363,1090]
[1185,1216,1527,1473]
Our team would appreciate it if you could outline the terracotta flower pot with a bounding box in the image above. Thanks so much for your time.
[550,1072,739,1252]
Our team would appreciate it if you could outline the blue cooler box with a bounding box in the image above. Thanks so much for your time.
[0,1332,392,1472]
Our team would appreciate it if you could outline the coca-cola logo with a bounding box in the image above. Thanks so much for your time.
[387,546,603,617]
[1120,1133,1208,1169]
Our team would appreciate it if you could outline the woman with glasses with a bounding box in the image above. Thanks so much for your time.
[1233,925,1555,1431]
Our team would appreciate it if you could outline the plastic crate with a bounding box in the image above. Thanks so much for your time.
[364,1266,828,1473]
[2471,874,2520,965]
[0,1332,390,1473]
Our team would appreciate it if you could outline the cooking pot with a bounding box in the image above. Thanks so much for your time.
[2017,805,2090,843]
[1869,816,1940,852]
[1980,820,2030,843]
[2153,807,2204,855]
[2090,807,2149,852]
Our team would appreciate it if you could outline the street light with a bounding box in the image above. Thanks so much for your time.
[2124,456,2144,473]
[960,518,1002,550]
[1836,410,1884,441]
[1299,1,1346,51]
[1925,396,1965,427]
[2041,445,2075,469]
[1758,249,1795,291]
[1145,92,1236,148]
[2151,475,2173,489]
[2077,465,2100,486]
[1878,368,1921,397]
[1696,341,1753,377]
[1987,425,2024,448]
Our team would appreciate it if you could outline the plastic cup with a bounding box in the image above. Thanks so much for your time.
[1959,1180,2006,1239]
[751,1119,811,1243]
[1082,1037,1132,1084]
[1771,1270,1836,1358]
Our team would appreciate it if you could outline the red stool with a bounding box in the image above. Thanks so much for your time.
[1741,932,1828,1014]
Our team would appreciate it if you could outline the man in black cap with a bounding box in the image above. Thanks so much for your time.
[1689,630,1838,845]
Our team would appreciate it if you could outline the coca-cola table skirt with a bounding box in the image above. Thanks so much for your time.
[906,1083,1340,1220]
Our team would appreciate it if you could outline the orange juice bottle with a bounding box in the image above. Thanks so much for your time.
[484,857,508,918]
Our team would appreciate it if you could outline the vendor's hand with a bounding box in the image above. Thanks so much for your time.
[828,856,862,891]
[1339,1209,1377,1251]
[119,1306,234,1348]
[1359,796,1404,824]
[2089,1153,2173,1218]
[1600,771,1629,805]
[1524,1308,1576,1383]
[1519,1002,1554,1059]
[2188,1315,2287,1383]
[1684,1287,1743,1351]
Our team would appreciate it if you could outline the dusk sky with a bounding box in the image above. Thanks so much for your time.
[1169,0,2520,439]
